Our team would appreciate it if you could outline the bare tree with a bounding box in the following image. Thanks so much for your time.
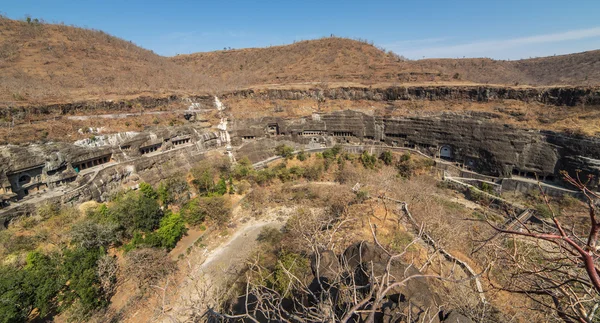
[206,215,474,323]
[489,171,600,322]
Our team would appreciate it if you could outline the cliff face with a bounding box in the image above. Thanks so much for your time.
[3,85,600,121]
[226,86,600,106]
[230,110,600,186]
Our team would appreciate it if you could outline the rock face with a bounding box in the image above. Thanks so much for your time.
[230,110,600,188]
[3,86,600,121]
[224,86,600,106]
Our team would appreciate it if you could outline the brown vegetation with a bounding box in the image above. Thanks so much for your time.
[1,16,599,105]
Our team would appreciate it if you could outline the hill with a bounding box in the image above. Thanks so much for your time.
[169,37,444,86]
[0,16,599,104]
[413,50,600,86]
[172,39,600,87]
[0,17,212,104]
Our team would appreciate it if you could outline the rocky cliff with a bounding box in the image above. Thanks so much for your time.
[3,85,600,121]
[230,110,600,188]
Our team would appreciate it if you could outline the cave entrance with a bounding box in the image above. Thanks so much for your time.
[440,145,453,161]
[18,174,31,187]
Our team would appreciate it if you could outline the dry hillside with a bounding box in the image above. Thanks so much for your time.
[414,50,600,86]
[0,17,213,104]
[1,16,599,104]
[174,39,600,87]
[169,37,445,86]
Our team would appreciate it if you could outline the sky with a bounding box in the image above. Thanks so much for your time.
[3,0,600,60]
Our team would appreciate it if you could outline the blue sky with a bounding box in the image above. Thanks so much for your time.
[3,0,600,60]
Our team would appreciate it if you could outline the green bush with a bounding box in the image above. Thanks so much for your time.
[190,162,216,195]
[360,151,377,169]
[181,198,206,225]
[535,203,561,219]
[267,251,309,296]
[303,164,323,181]
[296,150,307,161]
[59,247,107,317]
[275,144,294,159]
[379,150,393,166]
[257,227,283,246]
[214,177,228,196]
[139,182,158,200]
[69,220,121,249]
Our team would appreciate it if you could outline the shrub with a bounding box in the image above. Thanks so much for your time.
[296,150,307,161]
[190,162,215,195]
[535,203,561,219]
[267,251,309,296]
[232,160,254,180]
[139,182,158,200]
[182,196,232,226]
[181,198,206,225]
[303,164,323,181]
[379,150,393,166]
[59,247,107,316]
[69,220,121,249]
[275,144,294,159]
[236,180,251,194]
[214,177,228,196]
[559,194,579,208]
[360,151,377,169]
[124,248,176,288]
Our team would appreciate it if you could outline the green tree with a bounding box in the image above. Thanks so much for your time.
[181,198,206,225]
[59,247,106,317]
[360,151,377,169]
[0,265,35,322]
[191,162,215,195]
[24,252,63,318]
[275,144,294,159]
[181,196,232,226]
[139,182,158,200]
[157,177,189,206]
[296,150,307,161]
[214,177,228,196]
[109,191,163,236]
[154,212,187,250]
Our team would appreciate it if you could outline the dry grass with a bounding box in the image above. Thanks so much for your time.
[1,16,598,105]
[0,17,218,104]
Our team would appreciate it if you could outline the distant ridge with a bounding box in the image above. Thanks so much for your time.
[0,16,598,103]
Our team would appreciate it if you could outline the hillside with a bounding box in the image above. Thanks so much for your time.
[173,39,600,87]
[0,17,212,103]
[413,50,600,86]
[169,37,445,86]
[1,16,599,105]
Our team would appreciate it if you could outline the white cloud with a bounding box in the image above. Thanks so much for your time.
[388,27,600,59]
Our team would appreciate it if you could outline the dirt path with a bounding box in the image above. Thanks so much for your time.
[160,206,294,322]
